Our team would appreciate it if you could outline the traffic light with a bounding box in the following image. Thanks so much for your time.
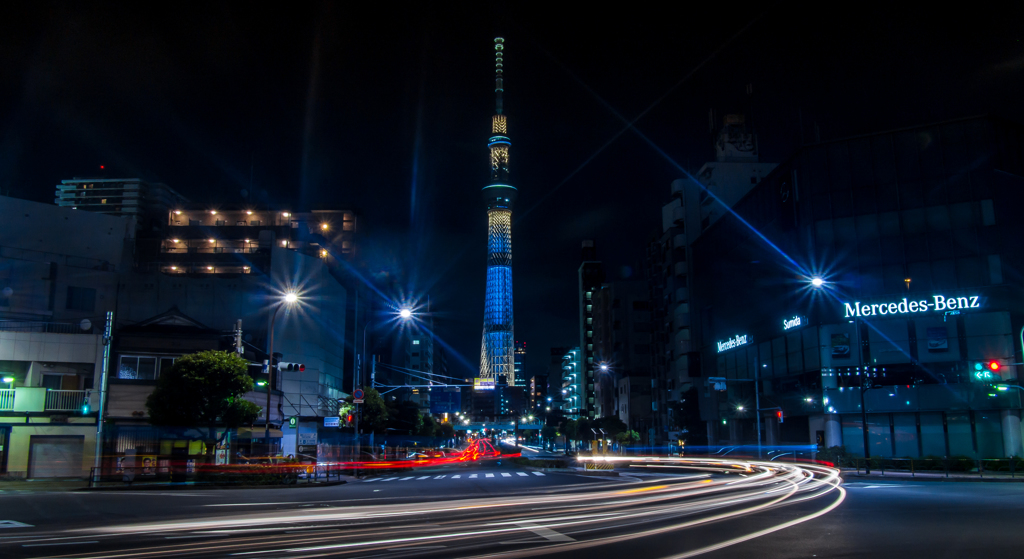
[776,410,784,424]
[344,414,353,426]
[277,362,305,372]
[973,361,1003,381]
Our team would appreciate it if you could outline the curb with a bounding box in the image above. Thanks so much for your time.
[841,472,1024,483]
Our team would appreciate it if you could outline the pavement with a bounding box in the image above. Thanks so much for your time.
[840,467,1024,482]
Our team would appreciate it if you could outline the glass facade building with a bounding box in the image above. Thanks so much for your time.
[689,116,1024,458]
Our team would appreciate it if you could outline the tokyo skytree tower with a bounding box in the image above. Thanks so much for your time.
[479,37,517,384]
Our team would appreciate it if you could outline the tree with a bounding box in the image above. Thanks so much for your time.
[387,400,423,434]
[344,388,389,434]
[594,416,627,438]
[616,430,641,446]
[145,350,261,463]
[541,425,557,449]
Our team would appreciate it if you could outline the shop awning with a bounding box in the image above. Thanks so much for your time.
[236,427,284,439]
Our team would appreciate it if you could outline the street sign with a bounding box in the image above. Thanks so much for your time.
[324,416,340,427]
[353,388,365,400]
[287,416,297,428]
[353,398,364,404]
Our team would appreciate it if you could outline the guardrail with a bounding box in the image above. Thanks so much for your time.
[45,390,88,411]
[851,456,1024,478]
[0,389,13,410]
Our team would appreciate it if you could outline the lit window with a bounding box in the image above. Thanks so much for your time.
[413,340,420,345]
[101,199,107,204]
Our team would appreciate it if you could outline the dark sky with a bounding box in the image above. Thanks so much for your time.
[3,4,1023,378]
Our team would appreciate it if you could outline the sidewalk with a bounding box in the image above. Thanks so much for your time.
[0,479,90,492]
[841,468,1024,482]
[0,476,355,492]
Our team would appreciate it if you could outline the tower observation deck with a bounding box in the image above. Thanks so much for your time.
[480,37,517,384]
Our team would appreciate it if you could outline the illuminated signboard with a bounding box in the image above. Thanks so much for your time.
[717,334,751,353]
[843,295,981,318]
[474,377,495,390]
[783,315,806,330]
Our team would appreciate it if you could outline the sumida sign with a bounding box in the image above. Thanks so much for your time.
[783,315,805,330]
[843,295,981,318]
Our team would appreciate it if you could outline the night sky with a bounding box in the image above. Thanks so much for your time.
[3,5,1023,378]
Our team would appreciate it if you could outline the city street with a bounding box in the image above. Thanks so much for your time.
[3,460,1024,558]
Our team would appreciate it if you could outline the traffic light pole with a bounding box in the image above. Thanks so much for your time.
[265,304,286,457]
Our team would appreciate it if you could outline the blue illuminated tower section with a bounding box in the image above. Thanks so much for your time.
[480,37,517,385]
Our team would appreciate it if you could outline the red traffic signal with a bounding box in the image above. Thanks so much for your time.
[776,410,784,423]
[989,361,1001,372]
[278,362,305,372]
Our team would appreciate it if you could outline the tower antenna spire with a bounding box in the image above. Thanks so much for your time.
[494,37,504,114]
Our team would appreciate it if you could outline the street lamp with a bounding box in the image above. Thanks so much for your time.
[264,290,299,454]
[810,277,825,288]
[356,306,415,462]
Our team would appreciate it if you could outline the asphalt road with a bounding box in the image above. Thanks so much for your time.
[1,459,1020,558]
[0,461,612,532]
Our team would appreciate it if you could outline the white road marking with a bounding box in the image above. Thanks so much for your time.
[516,472,529,476]
[23,541,99,547]
[532,472,545,476]
[399,477,415,481]
[452,475,461,479]
[516,522,575,542]
[363,478,381,482]
[501,473,512,477]
[469,474,478,478]
[434,475,446,479]
[485,473,495,478]
[417,476,431,480]
[0,521,32,529]
[381,477,399,481]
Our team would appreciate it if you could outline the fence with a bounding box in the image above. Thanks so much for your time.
[45,390,88,411]
[0,389,13,410]
[851,456,1024,478]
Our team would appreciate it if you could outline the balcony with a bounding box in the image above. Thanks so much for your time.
[0,321,95,335]
[45,390,91,412]
[0,387,96,412]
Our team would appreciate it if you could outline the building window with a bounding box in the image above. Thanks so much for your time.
[118,356,157,380]
[412,340,420,345]
[66,286,97,312]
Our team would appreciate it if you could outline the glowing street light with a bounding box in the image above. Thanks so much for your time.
[810,277,825,288]
[599,364,609,372]
[399,308,413,319]
[264,290,300,453]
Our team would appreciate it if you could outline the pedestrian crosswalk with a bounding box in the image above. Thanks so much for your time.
[363,471,546,483]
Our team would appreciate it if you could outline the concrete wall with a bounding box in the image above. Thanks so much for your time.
[5,420,97,478]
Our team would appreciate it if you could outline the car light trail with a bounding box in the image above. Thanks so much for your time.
[2,457,843,559]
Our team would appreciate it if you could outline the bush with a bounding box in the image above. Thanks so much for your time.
[816,446,853,467]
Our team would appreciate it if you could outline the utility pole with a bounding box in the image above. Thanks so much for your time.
[92,311,113,484]
[234,319,243,356]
